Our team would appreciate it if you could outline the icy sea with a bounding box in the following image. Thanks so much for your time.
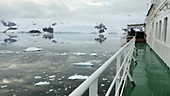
[0,32,123,96]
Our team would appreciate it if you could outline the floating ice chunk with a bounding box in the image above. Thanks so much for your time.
[68,74,89,80]
[58,78,62,81]
[0,50,15,54]
[65,87,68,91]
[24,47,43,52]
[49,75,56,78]
[35,81,50,86]
[102,78,107,81]
[1,85,7,88]
[60,53,67,56]
[73,62,94,66]
[101,84,105,87]
[34,76,42,79]
[72,52,86,56]
[90,53,98,56]
[49,89,54,92]
[49,78,55,81]
[23,89,28,91]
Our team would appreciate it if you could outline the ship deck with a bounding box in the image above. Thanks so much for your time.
[123,43,170,96]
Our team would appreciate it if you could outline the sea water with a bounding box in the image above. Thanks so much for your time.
[0,32,122,96]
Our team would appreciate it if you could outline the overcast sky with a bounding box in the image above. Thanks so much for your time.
[0,0,149,32]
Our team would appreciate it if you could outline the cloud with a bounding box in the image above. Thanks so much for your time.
[0,0,146,18]
[0,0,147,32]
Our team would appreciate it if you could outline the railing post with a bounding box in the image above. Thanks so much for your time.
[116,54,121,95]
[89,78,98,96]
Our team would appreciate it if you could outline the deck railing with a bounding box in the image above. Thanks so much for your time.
[69,37,136,96]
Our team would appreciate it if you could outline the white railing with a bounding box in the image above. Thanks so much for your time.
[69,37,136,96]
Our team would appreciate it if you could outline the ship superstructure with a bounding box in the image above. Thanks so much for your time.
[145,0,170,68]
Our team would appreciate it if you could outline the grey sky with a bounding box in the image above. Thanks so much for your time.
[0,0,148,32]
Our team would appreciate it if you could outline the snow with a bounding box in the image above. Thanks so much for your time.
[24,47,43,52]
[68,74,89,80]
[34,81,50,86]
[73,62,94,66]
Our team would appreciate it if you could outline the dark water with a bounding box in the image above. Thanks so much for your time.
[0,32,122,96]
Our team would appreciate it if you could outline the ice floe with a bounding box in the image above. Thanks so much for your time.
[48,75,56,78]
[73,62,94,66]
[35,81,50,86]
[1,85,7,88]
[90,53,98,56]
[24,47,43,52]
[34,76,42,79]
[49,89,54,92]
[72,52,86,56]
[68,74,89,80]
[49,78,55,81]
[101,84,105,87]
[102,78,107,81]
[65,87,68,91]
[0,50,15,54]
[60,53,67,56]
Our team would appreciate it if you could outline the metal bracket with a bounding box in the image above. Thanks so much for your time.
[132,56,137,65]
[127,72,136,87]
[134,47,138,56]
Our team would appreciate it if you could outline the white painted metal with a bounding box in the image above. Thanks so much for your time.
[145,0,170,68]
[69,37,135,96]
[115,54,121,96]
[89,78,98,96]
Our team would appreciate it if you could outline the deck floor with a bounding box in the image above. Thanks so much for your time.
[124,43,170,96]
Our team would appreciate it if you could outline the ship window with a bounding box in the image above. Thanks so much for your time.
[158,20,162,40]
[155,22,158,39]
[152,22,154,36]
[163,17,168,42]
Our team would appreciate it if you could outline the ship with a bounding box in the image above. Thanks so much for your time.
[69,0,170,96]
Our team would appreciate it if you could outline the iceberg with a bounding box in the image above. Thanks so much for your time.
[35,81,50,86]
[68,74,89,80]
[73,62,94,66]
[24,47,43,52]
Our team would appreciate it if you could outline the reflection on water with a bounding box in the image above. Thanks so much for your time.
[1,34,19,45]
[0,32,122,96]
[95,34,107,44]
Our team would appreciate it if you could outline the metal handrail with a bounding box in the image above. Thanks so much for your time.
[69,37,136,96]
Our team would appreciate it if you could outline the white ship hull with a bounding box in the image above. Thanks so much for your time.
[145,0,170,68]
